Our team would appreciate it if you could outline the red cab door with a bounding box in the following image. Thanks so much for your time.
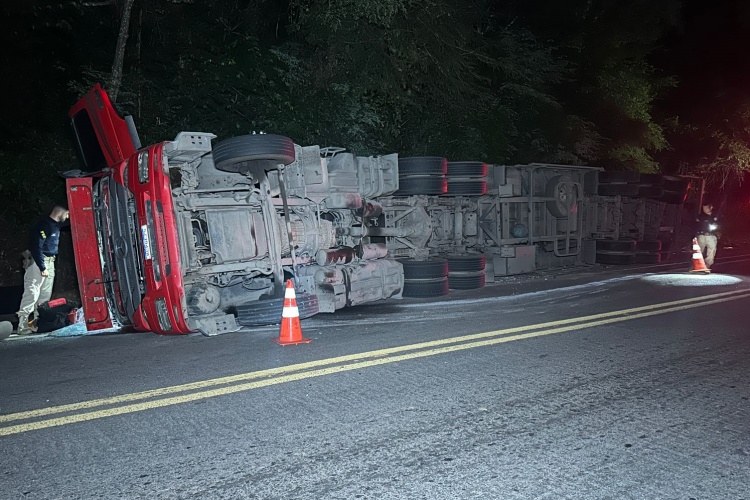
[66,177,113,331]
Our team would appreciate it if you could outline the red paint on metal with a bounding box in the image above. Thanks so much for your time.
[65,177,113,331]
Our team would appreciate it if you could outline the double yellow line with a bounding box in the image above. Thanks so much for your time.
[2,288,749,437]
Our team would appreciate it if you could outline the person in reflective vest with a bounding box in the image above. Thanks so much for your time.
[695,202,719,268]
[16,205,69,335]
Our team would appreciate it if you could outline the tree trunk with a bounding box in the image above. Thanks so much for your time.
[109,0,136,102]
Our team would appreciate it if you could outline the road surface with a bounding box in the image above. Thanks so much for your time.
[2,257,749,499]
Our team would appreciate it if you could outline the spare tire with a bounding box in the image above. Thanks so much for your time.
[546,175,578,218]
[213,134,296,173]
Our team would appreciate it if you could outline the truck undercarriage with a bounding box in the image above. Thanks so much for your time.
[66,85,700,335]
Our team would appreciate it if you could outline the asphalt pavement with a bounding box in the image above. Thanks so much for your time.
[1,255,749,499]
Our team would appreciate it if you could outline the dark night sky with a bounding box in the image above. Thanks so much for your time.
[660,0,750,119]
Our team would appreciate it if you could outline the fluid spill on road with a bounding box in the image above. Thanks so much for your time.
[640,273,743,287]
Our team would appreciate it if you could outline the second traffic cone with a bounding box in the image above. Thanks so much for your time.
[689,237,710,274]
[275,280,311,346]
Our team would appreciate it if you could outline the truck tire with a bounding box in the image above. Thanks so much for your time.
[447,161,488,178]
[546,175,578,218]
[213,134,296,173]
[636,240,662,252]
[599,171,641,183]
[635,252,662,264]
[597,183,640,196]
[400,258,450,298]
[398,157,448,176]
[399,258,449,279]
[637,186,663,198]
[403,277,450,298]
[445,180,488,196]
[638,173,664,186]
[235,292,319,327]
[394,176,448,196]
[595,252,636,265]
[448,271,486,290]
[447,254,486,272]
[596,240,637,252]
[659,190,687,204]
[661,176,689,191]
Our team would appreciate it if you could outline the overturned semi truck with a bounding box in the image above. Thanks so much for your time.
[66,85,698,335]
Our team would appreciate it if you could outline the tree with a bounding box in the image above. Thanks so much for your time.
[506,0,680,170]
[668,96,750,188]
[109,0,136,102]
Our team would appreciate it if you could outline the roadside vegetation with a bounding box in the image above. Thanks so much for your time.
[1,0,749,287]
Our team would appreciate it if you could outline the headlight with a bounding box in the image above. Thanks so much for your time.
[155,298,172,332]
[138,151,150,183]
[709,223,718,231]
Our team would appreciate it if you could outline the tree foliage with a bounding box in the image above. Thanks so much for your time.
[0,0,707,235]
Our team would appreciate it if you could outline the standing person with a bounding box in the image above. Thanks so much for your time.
[15,205,70,335]
[695,202,719,268]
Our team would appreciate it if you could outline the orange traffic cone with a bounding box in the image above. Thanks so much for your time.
[689,238,710,274]
[275,280,311,345]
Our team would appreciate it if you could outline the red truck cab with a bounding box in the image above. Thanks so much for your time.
[67,84,190,334]
[67,85,404,336]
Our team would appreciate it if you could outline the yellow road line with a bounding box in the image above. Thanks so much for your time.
[1,289,749,437]
[1,288,748,425]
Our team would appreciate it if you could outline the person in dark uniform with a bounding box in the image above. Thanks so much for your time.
[695,202,719,268]
[15,205,69,335]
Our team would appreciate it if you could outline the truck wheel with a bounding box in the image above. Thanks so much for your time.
[637,186,663,198]
[596,240,637,252]
[447,254,486,272]
[399,258,449,279]
[445,180,487,196]
[597,183,640,196]
[448,272,486,290]
[398,157,448,176]
[395,176,448,196]
[447,161,488,177]
[186,283,221,315]
[546,175,578,218]
[447,254,487,290]
[213,134,296,173]
[635,252,662,264]
[403,278,450,298]
[661,176,689,191]
[599,171,641,183]
[595,252,636,265]
[638,173,664,186]
[659,191,686,204]
[235,292,319,327]
[400,258,450,298]
[635,240,662,252]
